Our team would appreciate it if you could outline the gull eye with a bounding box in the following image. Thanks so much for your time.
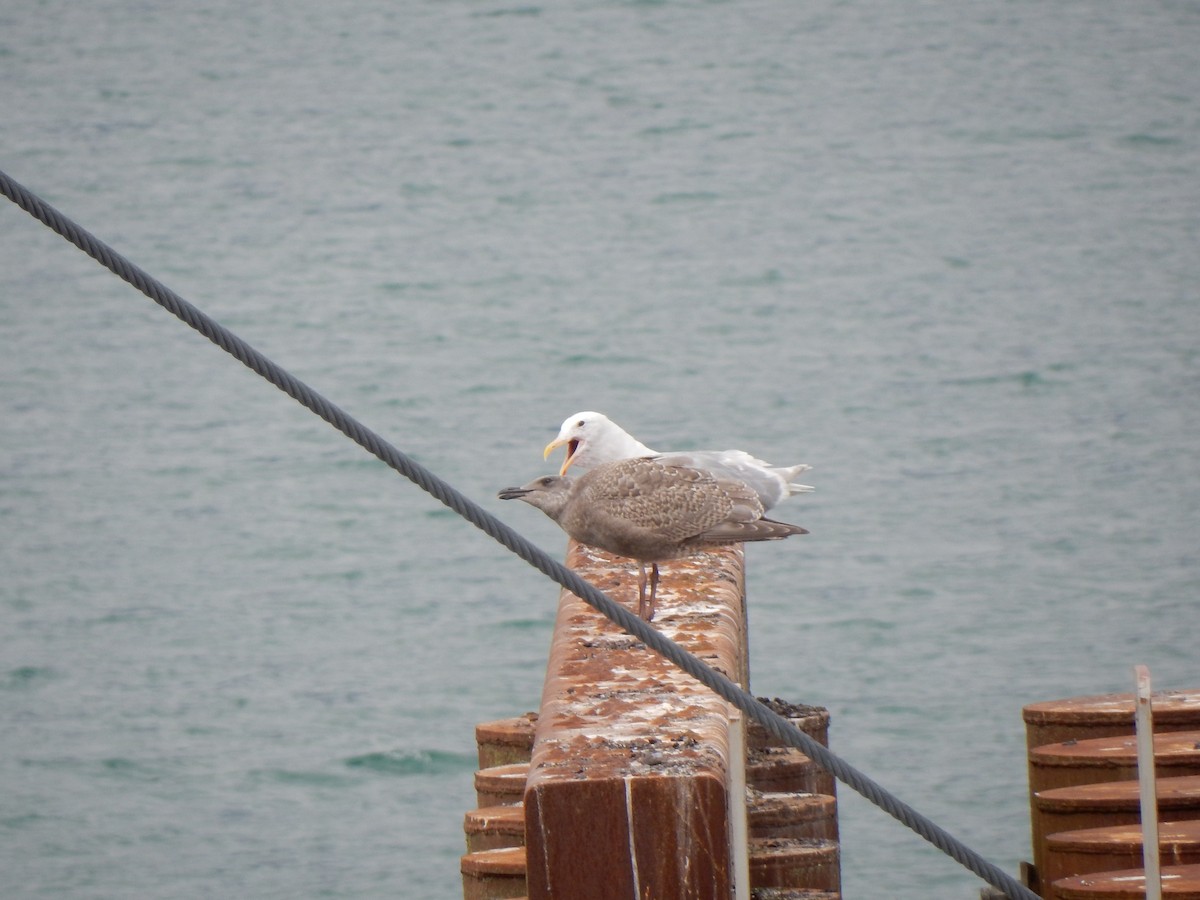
[576,419,585,427]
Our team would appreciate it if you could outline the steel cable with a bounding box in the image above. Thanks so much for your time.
[2,167,1038,899]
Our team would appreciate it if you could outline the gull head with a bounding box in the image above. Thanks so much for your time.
[542,411,650,475]
[498,474,574,520]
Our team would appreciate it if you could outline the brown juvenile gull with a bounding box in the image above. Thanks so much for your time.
[543,411,813,510]
[498,457,808,621]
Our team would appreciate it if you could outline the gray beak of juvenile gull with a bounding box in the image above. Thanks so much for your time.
[497,486,531,500]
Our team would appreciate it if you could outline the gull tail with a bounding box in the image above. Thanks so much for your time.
[699,518,809,543]
[774,464,815,495]
[748,518,809,540]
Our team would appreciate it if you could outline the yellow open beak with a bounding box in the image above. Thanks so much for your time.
[543,437,576,476]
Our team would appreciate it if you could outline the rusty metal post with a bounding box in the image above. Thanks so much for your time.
[523,540,749,900]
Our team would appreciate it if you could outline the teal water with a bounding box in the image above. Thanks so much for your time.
[3,2,1199,897]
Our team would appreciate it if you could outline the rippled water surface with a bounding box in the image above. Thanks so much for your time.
[3,2,1198,897]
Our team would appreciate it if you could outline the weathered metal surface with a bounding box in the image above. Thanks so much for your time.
[460,846,528,900]
[747,746,835,798]
[1050,862,1200,899]
[1024,690,1200,751]
[747,790,839,842]
[476,762,531,808]
[465,805,527,853]
[1029,730,1200,796]
[1023,690,1200,886]
[523,540,748,900]
[1031,777,1200,892]
[1034,775,1200,831]
[746,700,830,751]
[477,714,539,768]
[1043,819,1200,888]
[1028,733,1200,880]
[747,837,840,892]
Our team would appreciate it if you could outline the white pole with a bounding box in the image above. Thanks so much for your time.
[1134,665,1162,900]
[728,708,750,900]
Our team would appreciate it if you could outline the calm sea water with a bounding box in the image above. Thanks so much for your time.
[3,2,1198,897]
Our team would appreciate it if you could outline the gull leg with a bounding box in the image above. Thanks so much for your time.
[647,562,660,621]
[636,562,648,620]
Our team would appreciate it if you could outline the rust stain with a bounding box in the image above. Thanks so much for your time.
[523,539,748,899]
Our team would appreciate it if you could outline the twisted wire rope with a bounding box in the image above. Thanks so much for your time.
[1,168,1037,900]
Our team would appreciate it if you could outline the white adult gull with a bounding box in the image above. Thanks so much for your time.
[543,411,813,511]
[499,457,808,621]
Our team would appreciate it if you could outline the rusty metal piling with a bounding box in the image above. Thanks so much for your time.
[460,540,840,899]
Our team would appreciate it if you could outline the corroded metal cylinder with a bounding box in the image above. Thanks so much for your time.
[747,789,839,841]
[747,746,836,798]
[748,837,840,892]
[746,698,831,751]
[1029,730,1200,797]
[464,805,526,853]
[1024,691,1200,751]
[1032,774,1200,872]
[1050,862,1200,899]
[475,762,529,808]
[1043,819,1200,892]
[476,714,538,769]
[460,846,527,900]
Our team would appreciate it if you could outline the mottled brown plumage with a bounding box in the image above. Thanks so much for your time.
[499,457,807,620]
